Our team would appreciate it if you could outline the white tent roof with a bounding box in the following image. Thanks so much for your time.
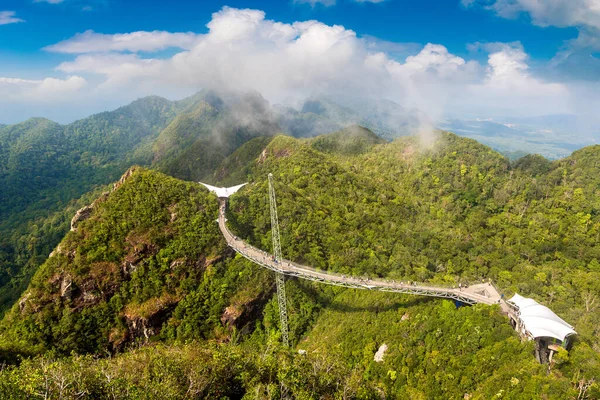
[199,182,247,198]
[508,293,576,342]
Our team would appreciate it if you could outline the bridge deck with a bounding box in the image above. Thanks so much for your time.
[218,201,502,306]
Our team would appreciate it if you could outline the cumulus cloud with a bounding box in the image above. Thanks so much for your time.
[465,43,570,115]
[0,11,24,25]
[53,7,479,110]
[45,30,200,53]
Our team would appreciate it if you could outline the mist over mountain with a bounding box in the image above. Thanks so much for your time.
[275,96,427,141]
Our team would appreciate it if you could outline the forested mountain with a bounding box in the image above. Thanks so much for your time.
[153,91,281,182]
[0,96,177,220]
[0,97,179,315]
[0,129,598,398]
[0,91,281,315]
[275,97,423,140]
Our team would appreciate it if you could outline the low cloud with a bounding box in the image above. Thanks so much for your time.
[0,11,24,25]
[465,43,569,116]
[0,76,87,102]
[46,30,200,53]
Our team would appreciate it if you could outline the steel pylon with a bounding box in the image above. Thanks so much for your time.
[268,173,289,347]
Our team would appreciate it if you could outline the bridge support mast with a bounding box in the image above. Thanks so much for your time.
[268,173,289,347]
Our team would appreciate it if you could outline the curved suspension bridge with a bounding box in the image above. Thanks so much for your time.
[202,178,572,360]
[217,200,502,307]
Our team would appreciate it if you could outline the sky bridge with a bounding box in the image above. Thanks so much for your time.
[217,200,501,306]
[202,179,575,363]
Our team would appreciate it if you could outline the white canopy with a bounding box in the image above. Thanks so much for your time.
[508,293,576,342]
[199,182,247,198]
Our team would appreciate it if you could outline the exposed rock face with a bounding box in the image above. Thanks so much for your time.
[18,292,31,313]
[124,303,176,345]
[220,286,274,335]
[70,191,110,232]
[258,148,268,163]
[60,275,73,300]
[49,243,64,258]
[127,318,156,341]
[221,305,243,327]
[113,166,139,191]
[70,205,94,232]
[121,233,157,276]
[168,204,178,223]
[374,343,388,362]
[70,166,138,232]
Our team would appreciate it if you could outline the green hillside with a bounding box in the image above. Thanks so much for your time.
[226,132,600,343]
[0,130,598,398]
[0,91,281,315]
[0,97,180,315]
[153,91,280,182]
[309,125,386,156]
[0,167,271,357]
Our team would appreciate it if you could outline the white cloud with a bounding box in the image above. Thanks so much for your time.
[45,30,200,53]
[0,76,87,102]
[482,0,600,30]
[465,1,600,82]
[464,44,570,116]
[395,44,476,79]
[34,0,65,3]
[5,6,588,124]
[0,11,24,25]
[294,0,337,6]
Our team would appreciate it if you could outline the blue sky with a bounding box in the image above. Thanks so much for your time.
[0,0,599,125]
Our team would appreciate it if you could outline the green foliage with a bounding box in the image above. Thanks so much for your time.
[0,187,109,317]
[1,127,600,398]
[153,90,281,182]
[224,130,600,394]
[309,125,386,156]
[0,91,278,315]
[0,168,272,356]
[0,293,581,399]
[298,290,575,399]
[513,153,552,176]
[210,136,275,186]
[0,97,179,313]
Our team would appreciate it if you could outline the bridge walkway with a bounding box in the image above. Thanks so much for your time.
[218,201,502,306]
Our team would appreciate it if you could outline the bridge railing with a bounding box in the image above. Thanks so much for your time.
[220,206,497,305]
